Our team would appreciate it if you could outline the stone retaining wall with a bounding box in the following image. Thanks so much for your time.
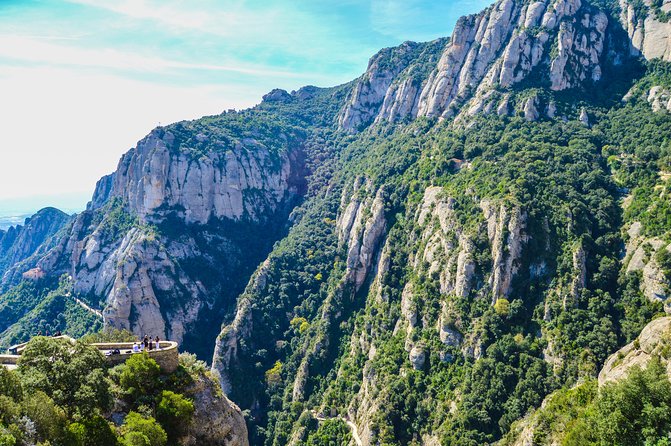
[0,355,18,366]
[101,342,179,373]
[3,339,180,373]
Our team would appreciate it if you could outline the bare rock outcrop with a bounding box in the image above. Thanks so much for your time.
[647,85,671,112]
[549,8,608,90]
[92,127,302,225]
[619,0,671,61]
[409,345,426,370]
[339,0,617,131]
[624,221,671,310]
[339,42,424,130]
[599,316,671,385]
[5,115,306,353]
[523,96,540,121]
[337,179,387,292]
[182,373,249,446]
[481,200,527,303]
[415,187,475,298]
[0,207,70,282]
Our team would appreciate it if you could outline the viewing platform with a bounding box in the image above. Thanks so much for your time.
[1,336,179,373]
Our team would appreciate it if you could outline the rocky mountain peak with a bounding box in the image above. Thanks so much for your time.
[338,0,645,131]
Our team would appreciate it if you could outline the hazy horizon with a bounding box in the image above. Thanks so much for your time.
[0,0,492,224]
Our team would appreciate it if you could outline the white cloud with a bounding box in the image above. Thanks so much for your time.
[66,0,215,32]
[0,35,315,79]
[63,0,374,66]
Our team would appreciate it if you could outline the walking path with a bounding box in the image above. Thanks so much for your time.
[65,292,103,318]
[312,411,362,446]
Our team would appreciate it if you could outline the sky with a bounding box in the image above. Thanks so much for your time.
[0,0,492,218]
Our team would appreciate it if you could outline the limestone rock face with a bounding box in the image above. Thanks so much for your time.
[415,186,475,299]
[30,211,235,345]
[88,174,115,211]
[339,0,620,131]
[93,127,301,225]
[523,96,540,121]
[0,207,70,284]
[4,117,305,355]
[262,88,292,103]
[619,0,671,61]
[548,8,608,91]
[409,345,426,370]
[181,372,249,446]
[336,179,387,293]
[481,200,527,302]
[599,316,671,385]
[624,221,671,311]
[339,42,424,130]
[647,85,671,112]
[568,242,587,303]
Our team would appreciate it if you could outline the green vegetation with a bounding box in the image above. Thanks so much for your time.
[0,336,209,446]
[5,6,671,445]
[0,276,103,349]
[504,357,671,446]
[213,56,671,445]
[305,419,352,446]
[565,358,671,445]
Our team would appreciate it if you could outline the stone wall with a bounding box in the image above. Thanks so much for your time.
[2,339,180,373]
[96,341,180,373]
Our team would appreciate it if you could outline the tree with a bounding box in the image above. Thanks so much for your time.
[118,353,161,402]
[121,412,167,446]
[0,368,21,402]
[564,357,671,445]
[265,361,283,386]
[21,391,68,443]
[494,299,510,317]
[18,337,111,416]
[67,415,117,446]
[156,390,194,440]
[306,419,352,446]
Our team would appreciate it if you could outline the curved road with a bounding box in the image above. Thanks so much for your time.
[65,292,103,318]
[312,411,362,446]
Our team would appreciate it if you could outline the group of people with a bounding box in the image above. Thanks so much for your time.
[36,330,62,337]
[132,335,161,353]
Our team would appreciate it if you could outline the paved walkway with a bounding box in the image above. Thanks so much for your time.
[65,292,103,318]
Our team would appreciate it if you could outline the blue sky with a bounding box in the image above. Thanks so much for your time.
[0,0,492,215]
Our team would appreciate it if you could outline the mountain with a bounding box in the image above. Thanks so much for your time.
[0,207,70,280]
[4,0,671,444]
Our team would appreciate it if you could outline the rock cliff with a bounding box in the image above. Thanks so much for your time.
[2,105,310,360]
[182,372,249,446]
[624,221,671,311]
[599,316,671,385]
[0,207,70,281]
[339,0,618,131]
[619,0,671,61]
[91,126,302,225]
